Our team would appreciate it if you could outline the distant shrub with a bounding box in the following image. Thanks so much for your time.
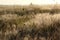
[50,7,60,14]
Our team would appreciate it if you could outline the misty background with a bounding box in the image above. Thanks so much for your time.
[0,0,59,5]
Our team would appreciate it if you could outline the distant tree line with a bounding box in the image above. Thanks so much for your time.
[0,7,60,16]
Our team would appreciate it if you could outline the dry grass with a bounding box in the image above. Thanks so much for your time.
[24,13,60,40]
[0,13,59,40]
[0,5,60,40]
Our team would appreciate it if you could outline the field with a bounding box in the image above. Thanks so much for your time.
[0,5,60,40]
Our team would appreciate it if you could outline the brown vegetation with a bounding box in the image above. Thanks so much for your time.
[0,5,60,40]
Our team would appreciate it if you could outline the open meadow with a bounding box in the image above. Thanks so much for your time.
[0,5,60,40]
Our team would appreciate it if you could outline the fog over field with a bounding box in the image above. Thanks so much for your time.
[0,0,60,40]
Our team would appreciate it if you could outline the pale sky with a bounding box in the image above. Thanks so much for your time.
[0,0,60,5]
